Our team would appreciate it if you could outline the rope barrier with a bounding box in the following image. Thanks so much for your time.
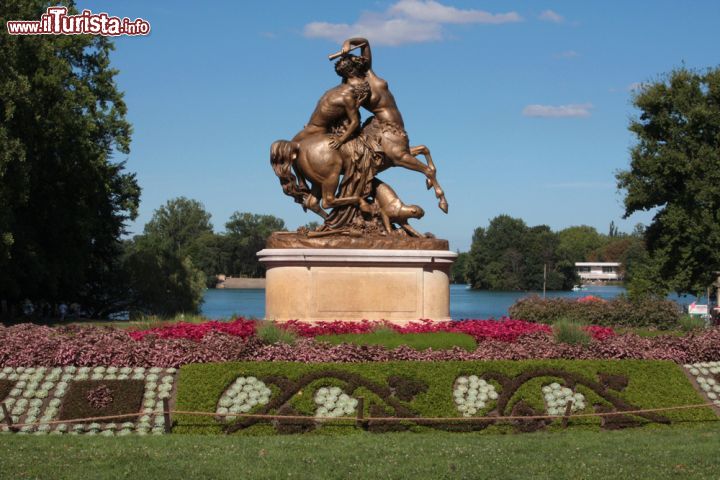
[4,401,719,430]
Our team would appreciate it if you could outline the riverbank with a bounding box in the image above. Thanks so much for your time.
[215,277,265,289]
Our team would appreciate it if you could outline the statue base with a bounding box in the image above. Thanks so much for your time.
[266,231,449,250]
[257,247,457,323]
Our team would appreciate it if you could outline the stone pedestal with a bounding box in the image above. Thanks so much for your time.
[257,248,457,323]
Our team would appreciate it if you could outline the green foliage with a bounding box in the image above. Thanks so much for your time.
[450,251,469,284]
[552,318,591,346]
[123,236,206,316]
[0,0,140,315]
[509,295,682,329]
[224,213,285,277]
[256,321,297,345]
[617,66,720,296]
[316,331,478,351]
[679,315,707,332]
[173,360,714,436]
[143,197,213,258]
[466,215,577,291]
[557,225,604,263]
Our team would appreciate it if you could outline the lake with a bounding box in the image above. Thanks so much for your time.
[200,284,699,320]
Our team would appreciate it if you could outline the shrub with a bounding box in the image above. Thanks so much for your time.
[256,322,297,345]
[316,331,477,351]
[553,318,590,346]
[509,295,681,329]
[679,315,706,333]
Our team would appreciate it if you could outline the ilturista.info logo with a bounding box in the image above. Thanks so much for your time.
[6,7,150,36]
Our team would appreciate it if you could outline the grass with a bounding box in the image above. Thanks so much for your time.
[316,329,477,351]
[1,427,720,479]
[679,315,708,333]
[256,321,297,345]
[552,317,591,345]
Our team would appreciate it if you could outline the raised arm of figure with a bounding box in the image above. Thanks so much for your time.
[342,37,372,68]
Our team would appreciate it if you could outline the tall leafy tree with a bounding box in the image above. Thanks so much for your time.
[617,66,720,295]
[556,225,604,263]
[466,215,576,291]
[123,236,206,316]
[0,1,140,315]
[225,213,285,277]
[125,198,213,315]
[142,197,213,257]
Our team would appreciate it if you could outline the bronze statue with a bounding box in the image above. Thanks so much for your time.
[270,38,447,238]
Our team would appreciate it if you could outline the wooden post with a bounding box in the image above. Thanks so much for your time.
[2,403,17,432]
[561,400,574,429]
[355,396,364,429]
[162,398,172,434]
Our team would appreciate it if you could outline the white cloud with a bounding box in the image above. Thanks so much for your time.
[554,50,579,58]
[390,0,522,24]
[522,103,593,118]
[539,10,564,23]
[627,82,644,92]
[303,0,521,46]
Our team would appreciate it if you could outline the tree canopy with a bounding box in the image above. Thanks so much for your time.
[466,215,577,291]
[0,0,140,314]
[617,66,720,295]
[225,213,286,277]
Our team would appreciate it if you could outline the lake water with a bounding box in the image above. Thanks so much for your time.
[201,284,699,320]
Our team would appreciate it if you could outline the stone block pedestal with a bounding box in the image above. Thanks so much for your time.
[257,248,457,323]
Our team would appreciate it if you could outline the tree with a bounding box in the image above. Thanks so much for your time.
[225,213,285,277]
[616,66,720,295]
[450,252,469,284]
[123,236,206,316]
[121,199,213,315]
[0,1,140,316]
[143,197,213,258]
[556,226,604,263]
[466,215,576,291]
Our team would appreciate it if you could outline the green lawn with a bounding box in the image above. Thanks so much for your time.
[1,427,719,479]
[315,330,477,350]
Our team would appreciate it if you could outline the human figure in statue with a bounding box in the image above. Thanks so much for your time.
[291,55,370,149]
[337,38,447,213]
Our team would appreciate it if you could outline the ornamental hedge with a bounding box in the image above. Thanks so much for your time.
[509,295,682,329]
[173,360,716,435]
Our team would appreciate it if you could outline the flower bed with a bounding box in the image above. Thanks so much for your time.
[126,318,614,343]
[0,366,176,435]
[173,360,716,435]
[128,319,255,341]
[3,323,720,367]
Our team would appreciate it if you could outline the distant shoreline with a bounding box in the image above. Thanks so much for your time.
[215,277,266,289]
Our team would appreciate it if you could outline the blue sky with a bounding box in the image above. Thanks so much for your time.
[78,1,720,251]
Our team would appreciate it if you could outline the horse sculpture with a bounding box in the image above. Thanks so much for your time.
[271,123,443,237]
[270,38,448,237]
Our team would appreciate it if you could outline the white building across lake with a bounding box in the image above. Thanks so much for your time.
[574,262,623,282]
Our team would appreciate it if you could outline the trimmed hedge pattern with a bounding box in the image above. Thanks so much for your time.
[173,360,716,435]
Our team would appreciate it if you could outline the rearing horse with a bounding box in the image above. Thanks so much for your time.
[270,126,446,222]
